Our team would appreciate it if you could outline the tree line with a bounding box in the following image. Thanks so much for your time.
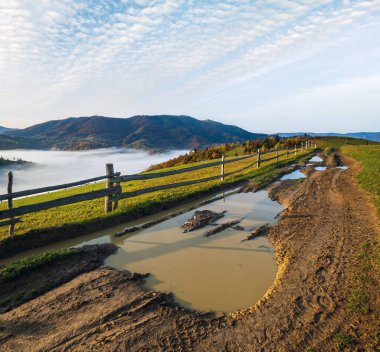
[146,135,309,171]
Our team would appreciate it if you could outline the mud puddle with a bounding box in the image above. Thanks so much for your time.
[0,189,238,265]
[309,156,323,162]
[315,166,327,171]
[0,188,282,313]
[105,191,282,313]
[280,170,306,180]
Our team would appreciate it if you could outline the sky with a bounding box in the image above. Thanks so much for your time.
[0,0,379,133]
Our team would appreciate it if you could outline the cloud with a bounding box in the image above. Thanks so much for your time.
[0,0,379,131]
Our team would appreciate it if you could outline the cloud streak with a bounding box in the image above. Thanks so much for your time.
[0,0,379,131]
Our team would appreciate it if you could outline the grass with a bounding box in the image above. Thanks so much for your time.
[0,148,313,239]
[341,144,380,214]
[333,331,356,350]
[339,144,379,318]
[0,248,78,281]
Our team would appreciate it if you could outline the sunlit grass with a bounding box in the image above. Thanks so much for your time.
[341,144,380,214]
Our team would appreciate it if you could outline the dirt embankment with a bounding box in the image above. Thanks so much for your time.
[198,153,379,351]
[0,152,378,351]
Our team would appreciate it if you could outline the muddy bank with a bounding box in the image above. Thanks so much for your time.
[0,243,117,314]
[198,153,379,351]
[0,258,227,352]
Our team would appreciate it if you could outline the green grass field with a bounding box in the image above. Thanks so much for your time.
[341,144,380,214]
[0,148,312,239]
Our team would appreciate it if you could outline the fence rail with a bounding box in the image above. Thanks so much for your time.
[0,140,316,236]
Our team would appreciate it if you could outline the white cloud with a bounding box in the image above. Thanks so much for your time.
[0,0,379,132]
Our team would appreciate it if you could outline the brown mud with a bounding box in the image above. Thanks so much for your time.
[0,152,378,351]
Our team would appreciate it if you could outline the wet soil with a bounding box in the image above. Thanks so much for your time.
[0,152,378,351]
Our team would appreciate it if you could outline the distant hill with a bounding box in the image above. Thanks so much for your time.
[0,134,41,150]
[0,126,18,134]
[4,115,267,151]
[278,132,380,142]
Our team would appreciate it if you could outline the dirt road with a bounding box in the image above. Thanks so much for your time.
[0,154,378,351]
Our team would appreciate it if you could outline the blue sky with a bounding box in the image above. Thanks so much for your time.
[0,0,379,132]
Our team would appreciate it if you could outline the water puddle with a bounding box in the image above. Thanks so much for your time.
[336,166,348,170]
[280,170,306,180]
[105,191,282,313]
[309,156,323,163]
[0,188,282,313]
[315,166,327,171]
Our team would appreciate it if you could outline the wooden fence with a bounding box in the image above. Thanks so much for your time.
[0,141,316,236]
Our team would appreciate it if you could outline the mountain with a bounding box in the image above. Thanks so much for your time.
[278,132,380,142]
[0,134,41,150]
[5,115,267,151]
[0,126,19,134]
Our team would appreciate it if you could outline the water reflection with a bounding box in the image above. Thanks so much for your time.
[0,185,282,313]
[309,156,323,163]
[106,191,282,312]
[280,170,306,180]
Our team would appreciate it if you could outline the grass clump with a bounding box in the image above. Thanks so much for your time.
[347,287,370,314]
[333,331,356,350]
[0,248,78,281]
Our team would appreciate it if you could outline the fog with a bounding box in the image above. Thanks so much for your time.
[0,148,185,193]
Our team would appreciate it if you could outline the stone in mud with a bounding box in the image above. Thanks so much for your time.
[181,210,226,233]
[244,224,270,241]
[114,226,139,237]
[203,219,243,237]
[232,225,245,231]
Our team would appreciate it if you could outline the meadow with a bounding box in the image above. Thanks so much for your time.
[0,148,312,239]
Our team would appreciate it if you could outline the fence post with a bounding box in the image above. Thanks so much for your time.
[286,147,289,158]
[221,156,225,181]
[294,145,297,156]
[113,174,121,210]
[314,141,317,148]
[7,171,14,236]
[306,141,309,150]
[257,149,261,168]
[301,142,304,151]
[276,149,278,162]
[104,163,114,213]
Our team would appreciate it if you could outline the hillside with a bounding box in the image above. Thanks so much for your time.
[5,115,267,151]
[278,132,380,142]
[0,126,18,134]
[0,134,41,150]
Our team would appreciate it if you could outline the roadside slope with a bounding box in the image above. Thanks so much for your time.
[198,154,379,351]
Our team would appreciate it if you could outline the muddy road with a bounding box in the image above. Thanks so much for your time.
[0,154,378,351]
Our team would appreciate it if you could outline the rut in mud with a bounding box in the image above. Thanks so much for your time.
[0,153,378,351]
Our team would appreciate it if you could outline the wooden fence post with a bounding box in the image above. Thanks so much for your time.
[113,175,121,210]
[257,149,261,168]
[220,156,225,181]
[286,147,289,158]
[276,149,279,162]
[7,171,14,236]
[105,163,114,213]
[294,145,297,156]
[301,142,304,151]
